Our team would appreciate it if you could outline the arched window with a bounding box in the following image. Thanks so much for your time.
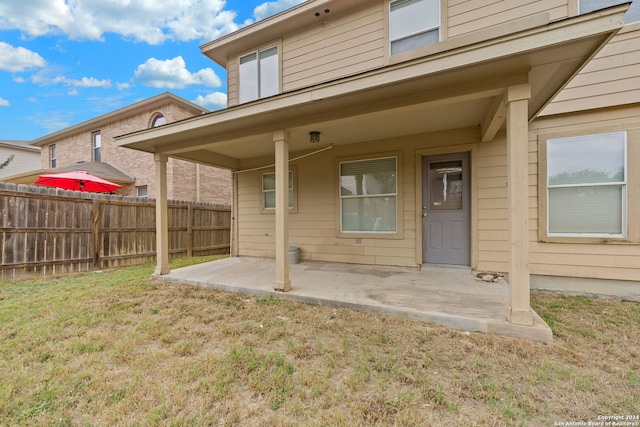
[151,113,166,127]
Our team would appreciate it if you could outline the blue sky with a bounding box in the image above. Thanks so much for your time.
[0,0,305,141]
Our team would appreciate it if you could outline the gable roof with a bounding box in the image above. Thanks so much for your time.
[30,92,207,147]
[0,140,40,152]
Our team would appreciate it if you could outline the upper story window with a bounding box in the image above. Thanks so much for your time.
[546,132,627,238]
[389,0,440,55]
[579,0,640,24]
[92,131,102,162]
[239,46,279,103]
[49,144,56,168]
[151,113,166,127]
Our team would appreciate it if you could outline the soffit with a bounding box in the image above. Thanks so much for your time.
[118,6,625,169]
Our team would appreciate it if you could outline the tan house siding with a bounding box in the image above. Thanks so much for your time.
[447,0,569,38]
[281,5,385,93]
[235,128,496,269]
[0,144,40,179]
[544,23,640,115]
[227,3,385,106]
[529,105,640,281]
[476,134,509,273]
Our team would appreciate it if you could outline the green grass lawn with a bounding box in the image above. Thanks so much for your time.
[1,256,638,426]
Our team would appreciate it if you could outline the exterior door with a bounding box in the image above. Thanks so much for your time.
[422,152,470,265]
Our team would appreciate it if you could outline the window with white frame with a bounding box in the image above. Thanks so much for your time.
[92,131,102,162]
[546,132,626,237]
[136,185,148,198]
[239,46,279,103]
[579,0,640,24]
[389,0,440,55]
[49,144,56,168]
[262,171,293,210]
[340,157,397,233]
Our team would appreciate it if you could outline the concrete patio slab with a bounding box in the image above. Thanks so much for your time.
[157,257,553,343]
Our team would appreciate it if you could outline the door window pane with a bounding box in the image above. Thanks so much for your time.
[429,160,463,211]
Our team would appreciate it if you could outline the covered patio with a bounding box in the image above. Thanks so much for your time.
[117,6,626,344]
[157,257,552,343]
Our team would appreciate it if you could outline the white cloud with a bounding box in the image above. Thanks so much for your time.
[134,56,222,89]
[254,0,306,22]
[193,92,227,110]
[0,0,304,45]
[117,82,131,90]
[13,76,27,83]
[32,73,111,88]
[0,0,240,45]
[0,97,10,107]
[0,42,46,72]
[68,88,78,96]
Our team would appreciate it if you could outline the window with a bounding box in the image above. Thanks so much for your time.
[389,0,440,55]
[136,185,148,198]
[49,144,56,168]
[92,131,101,162]
[546,132,626,237]
[239,46,279,103]
[151,113,166,127]
[262,171,293,210]
[340,157,397,233]
[579,0,640,24]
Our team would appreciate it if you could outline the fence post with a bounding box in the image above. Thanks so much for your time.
[187,204,193,258]
[92,198,100,270]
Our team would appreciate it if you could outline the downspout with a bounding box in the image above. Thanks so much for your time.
[196,163,201,202]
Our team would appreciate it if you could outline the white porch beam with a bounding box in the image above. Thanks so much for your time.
[480,96,505,142]
[505,84,534,326]
[274,130,291,292]
[154,153,170,275]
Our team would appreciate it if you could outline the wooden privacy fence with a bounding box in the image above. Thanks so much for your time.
[0,183,231,278]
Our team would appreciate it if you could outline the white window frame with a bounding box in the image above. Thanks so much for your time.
[239,45,279,104]
[339,156,398,234]
[261,170,295,212]
[546,131,627,238]
[92,130,101,162]
[136,185,148,198]
[389,0,441,56]
[49,144,56,168]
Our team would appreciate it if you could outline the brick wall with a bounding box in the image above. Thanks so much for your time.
[39,99,232,204]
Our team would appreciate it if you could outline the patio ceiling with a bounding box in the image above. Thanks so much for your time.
[116,6,626,170]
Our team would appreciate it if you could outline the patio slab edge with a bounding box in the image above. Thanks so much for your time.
[155,274,553,344]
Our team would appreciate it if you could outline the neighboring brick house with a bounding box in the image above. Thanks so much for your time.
[14,92,231,203]
[0,140,40,180]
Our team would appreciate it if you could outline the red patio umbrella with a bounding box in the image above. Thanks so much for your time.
[35,170,122,193]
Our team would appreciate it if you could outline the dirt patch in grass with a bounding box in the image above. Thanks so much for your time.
[1,257,638,426]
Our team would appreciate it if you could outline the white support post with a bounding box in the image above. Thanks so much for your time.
[154,153,170,275]
[274,130,291,291]
[505,84,534,326]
